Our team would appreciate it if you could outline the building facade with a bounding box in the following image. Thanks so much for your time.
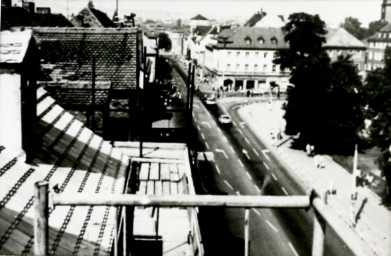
[366,23,391,71]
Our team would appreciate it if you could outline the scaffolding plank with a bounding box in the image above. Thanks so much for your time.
[149,163,160,181]
[139,163,150,181]
[160,164,170,181]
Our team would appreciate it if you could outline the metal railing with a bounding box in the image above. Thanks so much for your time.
[34,181,368,256]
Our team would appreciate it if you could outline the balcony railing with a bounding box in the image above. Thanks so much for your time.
[34,182,368,256]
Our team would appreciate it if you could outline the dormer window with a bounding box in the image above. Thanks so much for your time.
[245,36,252,45]
[258,37,264,45]
[271,37,278,45]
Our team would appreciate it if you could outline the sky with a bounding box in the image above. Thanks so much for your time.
[30,0,381,27]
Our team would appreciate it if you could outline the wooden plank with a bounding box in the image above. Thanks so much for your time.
[178,180,184,194]
[155,181,162,195]
[160,164,170,181]
[149,163,160,181]
[139,163,150,181]
[147,181,155,195]
[138,181,147,194]
[162,181,171,195]
[171,172,180,182]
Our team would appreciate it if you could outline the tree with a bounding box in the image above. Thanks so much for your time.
[341,17,366,40]
[155,56,172,82]
[275,13,365,154]
[363,47,391,203]
[157,32,172,52]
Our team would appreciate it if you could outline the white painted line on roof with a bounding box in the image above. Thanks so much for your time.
[282,187,288,195]
[288,242,299,256]
[272,173,278,181]
[215,164,221,174]
[230,146,235,153]
[263,162,270,170]
[252,148,259,156]
[246,172,252,180]
[252,209,261,216]
[224,180,233,190]
[265,220,278,232]
[201,133,205,140]
[205,142,210,150]
[254,184,260,193]
[238,159,244,167]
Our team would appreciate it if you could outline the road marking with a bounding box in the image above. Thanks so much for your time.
[201,133,205,140]
[238,159,244,167]
[232,122,237,127]
[224,180,233,190]
[265,220,278,232]
[201,104,213,118]
[254,184,260,193]
[242,149,250,160]
[230,146,235,153]
[262,149,271,160]
[205,142,210,149]
[240,122,246,128]
[236,191,241,196]
[245,137,250,144]
[215,164,221,174]
[223,136,228,143]
[252,209,260,216]
[232,105,240,110]
[252,148,259,156]
[288,242,299,256]
[281,187,288,195]
[263,162,270,170]
[202,121,211,128]
[215,149,228,159]
[246,172,252,180]
[238,129,243,135]
[197,125,201,131]
[193,116,197,121]
[271,173,278,181]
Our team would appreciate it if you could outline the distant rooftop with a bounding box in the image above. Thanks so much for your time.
[324,27,367,48]
[191,14,208,21]
[0,30,32,63]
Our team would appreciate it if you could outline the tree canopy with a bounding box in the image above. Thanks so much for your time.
[274,13,364,154]
[341,17,366,40]
[158,32,172,52]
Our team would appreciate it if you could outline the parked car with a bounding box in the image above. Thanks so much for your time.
[218,114,232,126]
[205,96,216,105]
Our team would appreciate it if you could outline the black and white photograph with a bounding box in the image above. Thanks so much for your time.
[0,0,390,255]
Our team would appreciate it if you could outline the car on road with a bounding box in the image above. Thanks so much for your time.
[218,114,232,126]
[205,96,216,105]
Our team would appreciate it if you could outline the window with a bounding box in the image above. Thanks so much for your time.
[263,64,267,71]
[237,52,240,57]
[236,64,240,70]
[254,64,258,71]
[271,38,278,45]
[245,64,249,71]
[272,65,276,72]
[227,51,231,56]
[255,52,259,57]
[273,52,277,58]
[258,37,264,45]
[245,37,252,45]
[227,64,231,71]
[264,52,268,58]
[246,52,249,57]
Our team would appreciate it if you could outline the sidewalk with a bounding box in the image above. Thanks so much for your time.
[233,98,391,256]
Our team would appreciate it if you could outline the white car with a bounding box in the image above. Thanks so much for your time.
[218,114,232,125]
[205,96,216,105]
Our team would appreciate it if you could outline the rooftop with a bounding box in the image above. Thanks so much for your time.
[324,27,367,49]
[190,14,208,21]
[0,30,32,64]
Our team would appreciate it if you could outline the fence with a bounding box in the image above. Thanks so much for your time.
[34,181,367,256]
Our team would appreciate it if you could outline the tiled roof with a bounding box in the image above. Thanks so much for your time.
[0,30,32,64]
[89,8,116,28]
[368,24,391,42]
[33,27,139,90]
[191,14,208,21]
[1,7,73,28]
[0,87,128,255]
[244,12,266,27]
[324,27,367,49]
[212,27,287,50]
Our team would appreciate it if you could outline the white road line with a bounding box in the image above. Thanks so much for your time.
[238,129,243,135]
[262,149,271,160]
[265,220,278,232]
[230,146,235,153]
[215,149,228,159]
[238,159,244,167]
[254,184,260,193]
[223,136,228,143]
[252,209,261,216]
[271,173,278,181]
[263,162,270,170]
[215,165,221,174]
[245,137,250,144]
[232,122,237,127]
[224,180,233,190]
[288,242,299,256]
[252,148,259,156]
[197,125,201,131]
[246,172,252,180]
[282,187,288,195]
[205,142,210,150]
[201,133,205,140]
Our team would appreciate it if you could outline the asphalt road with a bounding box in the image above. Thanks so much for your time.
[169,57,353,256]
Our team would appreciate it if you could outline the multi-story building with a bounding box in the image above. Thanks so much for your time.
[204,26,367,93]
[366,23,391,71]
